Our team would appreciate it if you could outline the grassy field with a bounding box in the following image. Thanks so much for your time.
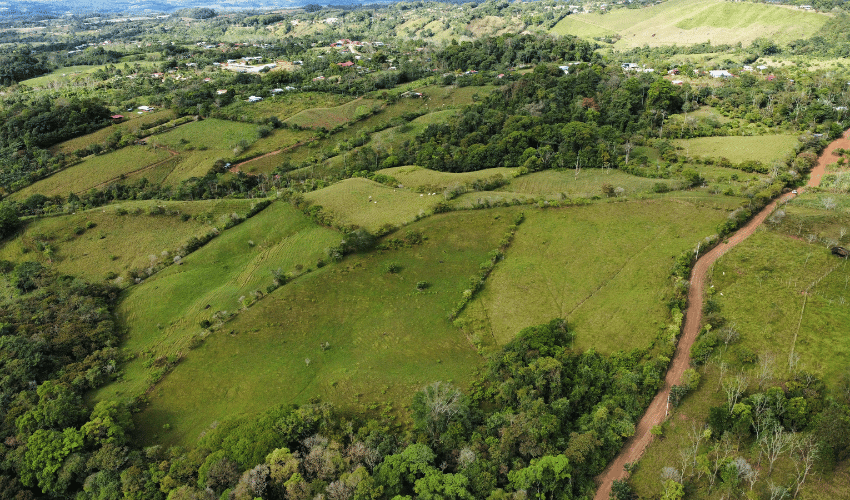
[94,201,341,408]
[220,92,352,123]
[0,200,254,283]
[119,207,521,445]
[379,165,518,191]
[20,62,159,87]
[284,97,383,129]
[460,198,732,355]
[499,169,679,198]
[303,177,440,231]
[630,194,850,499]
[673,134,799,164]
[551,0,826,48]
[50,110,177,155]
[10,146,171,199]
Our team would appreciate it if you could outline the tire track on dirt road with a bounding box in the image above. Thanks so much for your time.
[592,129,849,500]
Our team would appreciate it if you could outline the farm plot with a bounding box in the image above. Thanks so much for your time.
[500,169,679,198]
[11,146,171,199]
[94,201,341,407]
[304,177,440,231]
[460,199,731,354]
[673,134,799,164]
[128,207,521,445]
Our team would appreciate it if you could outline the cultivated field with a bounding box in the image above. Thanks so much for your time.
[50,109,177,155]
[284,97,383,129]
[220,92,352,123]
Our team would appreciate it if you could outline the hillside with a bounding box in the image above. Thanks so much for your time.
[552,0,828,48]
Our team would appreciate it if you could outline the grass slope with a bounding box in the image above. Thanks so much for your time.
[95,201,341,406]
[551,0,826,48]
[304,177,440,231]
[11,146,171,199]
[129,207,521,445]
[460,199,731,354]
[674,134,799,164]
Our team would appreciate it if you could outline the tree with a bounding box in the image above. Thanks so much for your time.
[760,424,794,475]
[0,201,20,239]
[507,454,571,499]
[413,469,474,500]
[411,382,470,443]
[20,428,84,496]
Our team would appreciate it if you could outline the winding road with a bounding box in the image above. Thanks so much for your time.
[592,129,850,500]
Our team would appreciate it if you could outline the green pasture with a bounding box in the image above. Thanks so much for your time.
[551,0,825,48]
[125,208,520,445]
[379,165,517,191]
[94,201,341,405]
[220,92,351,123]
[20,62,157,87]
[461,199,731,354]
[304,178,439,231]
[50,110,177,155]
[0,200,234,283]
[11,146,171,199]
[369,110,461,150]
[632,200,850,499]
[284,97,383,129]
[673,134,799,164]
[149,118,258,152]
[499,169,679,198]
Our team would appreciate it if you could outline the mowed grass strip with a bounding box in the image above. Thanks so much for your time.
[96,201,341,405]
[11,146,171,199]
[131,207,520,445]
[304,178,440,231]
[673,134,799,163]
[461,199,731,354]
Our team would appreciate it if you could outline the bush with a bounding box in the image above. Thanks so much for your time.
[385,262,402,274]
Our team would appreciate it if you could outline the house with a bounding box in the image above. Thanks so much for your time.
[622,63,640,71]
[248,96,263,102]
[110,115,124,121]
[137,105,154,112]
[216,89,228,95]
[271,88,284,93]
[337,61,355,68]
[709,70,733,78]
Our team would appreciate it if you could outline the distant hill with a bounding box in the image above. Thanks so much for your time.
[551,0,828,48]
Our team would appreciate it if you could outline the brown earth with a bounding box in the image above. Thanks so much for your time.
[592,129,850,500]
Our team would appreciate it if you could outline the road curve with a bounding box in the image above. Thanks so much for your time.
[592,129,850,500]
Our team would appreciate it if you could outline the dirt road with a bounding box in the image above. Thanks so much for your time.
[592,129,849,500]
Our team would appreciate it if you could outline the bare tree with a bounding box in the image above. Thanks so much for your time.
[792,434,819,498]
[760,425,794,476]
[722,374,748,413]
[769,481,790,500]
[757,351,776,389]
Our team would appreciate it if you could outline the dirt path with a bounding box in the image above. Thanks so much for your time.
[592,130,849,500]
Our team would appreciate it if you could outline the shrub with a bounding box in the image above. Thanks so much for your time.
[385,262,402,274]
[416,281,429,291]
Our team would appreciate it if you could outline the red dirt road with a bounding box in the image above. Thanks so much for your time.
[592,130,849,500]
